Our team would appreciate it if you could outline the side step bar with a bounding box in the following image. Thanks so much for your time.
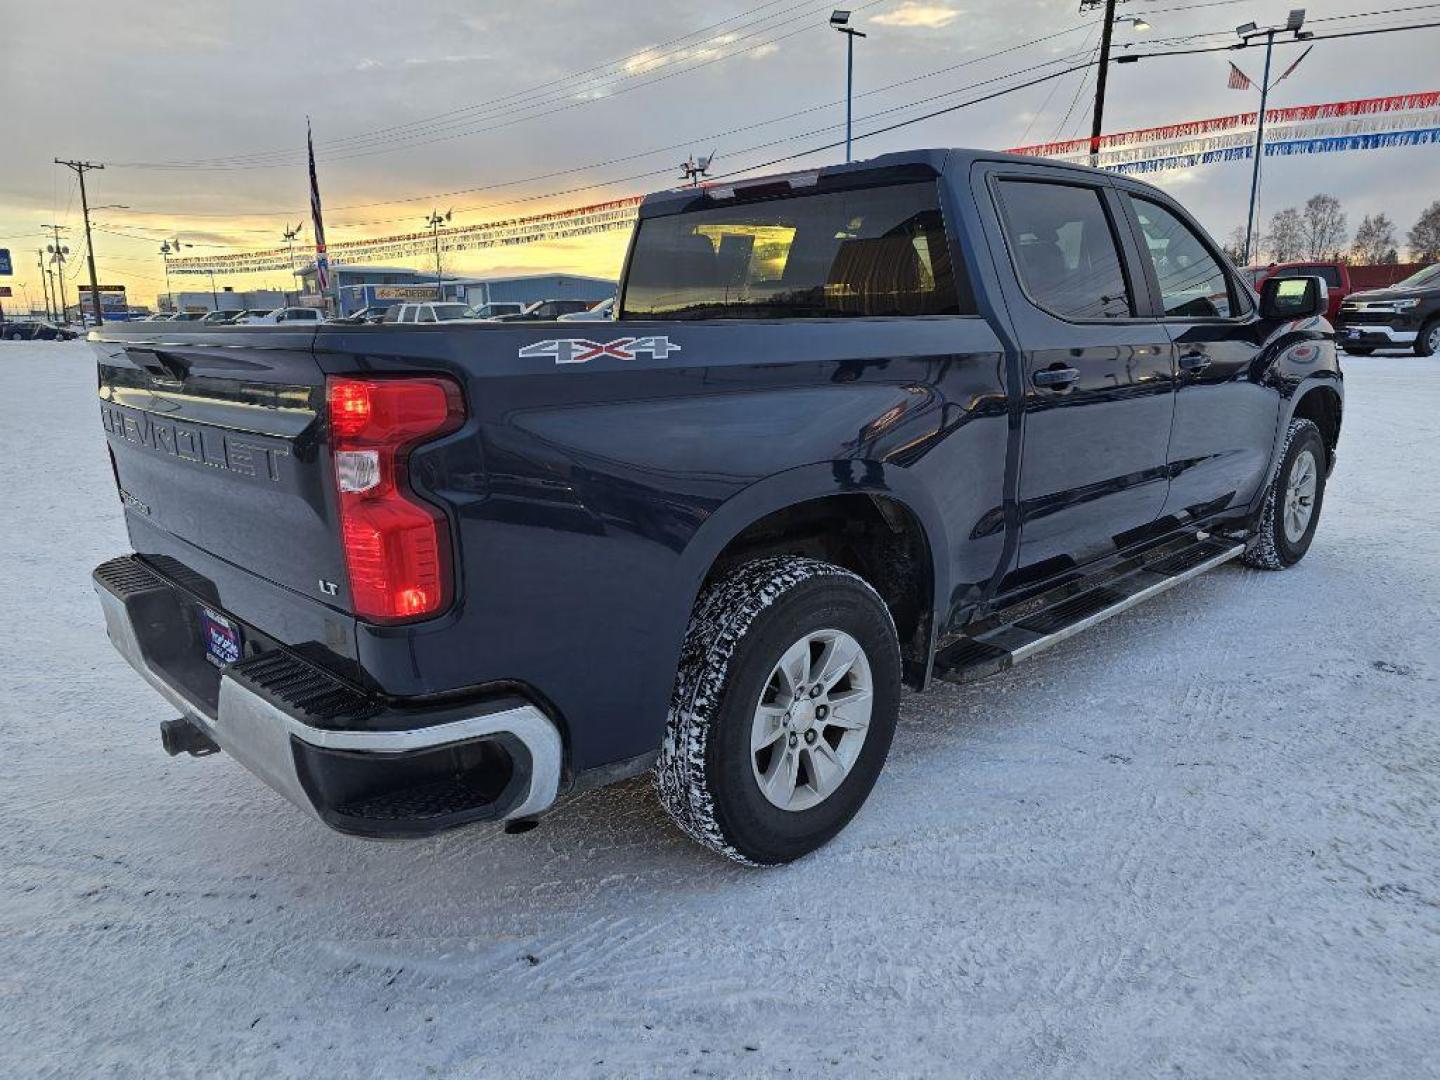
[934,536,1245,685]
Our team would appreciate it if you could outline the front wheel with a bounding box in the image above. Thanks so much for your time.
[655,556,900,865]
[1243,417,1327,570]
[1416,320,1440,358]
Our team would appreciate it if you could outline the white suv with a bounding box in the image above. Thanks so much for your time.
[381,303,483,324]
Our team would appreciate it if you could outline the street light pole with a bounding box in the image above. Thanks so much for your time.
[282,223,302,306]
[830,11,867,164]
[43,225,70,324]
[37,250,53,322]
[1237,11,1311,265]
[159,242,173,310]
[425,209,451,299]
[1242,31,1275,265]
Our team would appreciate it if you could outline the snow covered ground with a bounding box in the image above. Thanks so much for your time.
[1,340,1437,1079]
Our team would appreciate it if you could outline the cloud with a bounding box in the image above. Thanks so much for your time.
[871,4,963,29]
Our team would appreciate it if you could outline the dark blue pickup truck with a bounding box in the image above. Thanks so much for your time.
[91,149,1341,865]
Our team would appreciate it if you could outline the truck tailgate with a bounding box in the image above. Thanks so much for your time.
[94,325,349,615]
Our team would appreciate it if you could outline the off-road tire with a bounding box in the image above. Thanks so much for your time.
[654,556,901,865]
[1415,319,1440,358]
[1243,417,1327,570]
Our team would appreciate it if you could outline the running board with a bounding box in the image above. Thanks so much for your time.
[934,536,1245,685]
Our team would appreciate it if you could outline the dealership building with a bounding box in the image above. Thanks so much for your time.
[295,262,614,317]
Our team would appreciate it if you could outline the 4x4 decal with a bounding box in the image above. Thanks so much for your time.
[518,336,682,365]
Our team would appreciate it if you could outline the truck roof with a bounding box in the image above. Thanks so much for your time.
[638,147,1153,218]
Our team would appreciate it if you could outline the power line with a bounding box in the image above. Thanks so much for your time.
[104,1,878,170]
[115,23,1098,224]
[113,0,810,168]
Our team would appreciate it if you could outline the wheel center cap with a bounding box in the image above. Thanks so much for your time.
[792,699,818,732]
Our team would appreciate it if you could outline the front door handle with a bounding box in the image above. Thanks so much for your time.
[1179,352,1212,372]
[1033,366,1081,388]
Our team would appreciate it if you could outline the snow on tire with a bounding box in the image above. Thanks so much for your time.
[654,556,901,866]
[1243,417,1326,571]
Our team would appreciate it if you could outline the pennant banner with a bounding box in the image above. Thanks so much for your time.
[171,91,1440,276]
[1008,90,1440,160]
[171,196,643,275]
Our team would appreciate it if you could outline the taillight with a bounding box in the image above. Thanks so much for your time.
[327,376,465,622]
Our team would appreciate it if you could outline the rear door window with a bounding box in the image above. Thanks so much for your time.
[996,179,1134,320]
[621,182,971,319]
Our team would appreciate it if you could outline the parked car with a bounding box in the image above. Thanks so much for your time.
[199,309,247,324]
[3,319,80,341]
[230,309,279,324]
[1243,260,1424,323]
[328,306,391,325]
[492,298,600,321]
[465,301,526,320]
[247,307,324,325]
[557,297,615,321]
[1333,262,1440,356]
[170,312,205,322]
[380,302,483,324]
[143,313,178,322]
[90,148,1340,865]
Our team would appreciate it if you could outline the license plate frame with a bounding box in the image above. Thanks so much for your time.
[199,607,243,668]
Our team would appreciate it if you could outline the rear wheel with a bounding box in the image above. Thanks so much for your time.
[1416,320,1440,358]
[1243,417,1327,570]
[655,556,900,865]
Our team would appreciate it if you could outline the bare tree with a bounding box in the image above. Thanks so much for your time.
[1221,225,1248,265]
[1265,208,1305,263]
[1299,194,1347,260]
[1352,214,1399,264]
[1409,201,1440,262]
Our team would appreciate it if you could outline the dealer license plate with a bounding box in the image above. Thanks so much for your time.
[199,608,243,668]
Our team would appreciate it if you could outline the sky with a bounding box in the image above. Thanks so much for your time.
[2,0,1438,310]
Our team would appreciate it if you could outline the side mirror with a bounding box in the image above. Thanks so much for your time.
[1260,275,1327,320]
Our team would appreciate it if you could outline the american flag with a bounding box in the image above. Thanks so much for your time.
[307,119,330,295]
[1274,45,1314,86]
[1227,62,1254,91]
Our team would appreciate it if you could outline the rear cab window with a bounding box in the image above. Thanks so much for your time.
[621,181,973,319]
[995,179,1134,320]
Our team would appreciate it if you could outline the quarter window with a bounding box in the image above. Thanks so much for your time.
[997,180,1134,320]
[1129,197,1235,318]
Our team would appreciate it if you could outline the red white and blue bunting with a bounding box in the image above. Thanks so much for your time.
[170,92,1438,275]
[1007,91,1440,174]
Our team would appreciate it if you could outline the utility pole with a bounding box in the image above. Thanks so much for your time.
[207,269,219,310]
[43,225,70,324]
[1080,0,1151,166]
[54,159,107,325]
[1237,12,1312,265]
[425,210,451,300]
[1087,0,1118,165]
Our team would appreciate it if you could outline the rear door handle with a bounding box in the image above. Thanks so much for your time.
[1032,366,1081,388]
[1179,352,1212,372]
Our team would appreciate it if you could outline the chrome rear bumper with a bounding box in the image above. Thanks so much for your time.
[94,556,562,835]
